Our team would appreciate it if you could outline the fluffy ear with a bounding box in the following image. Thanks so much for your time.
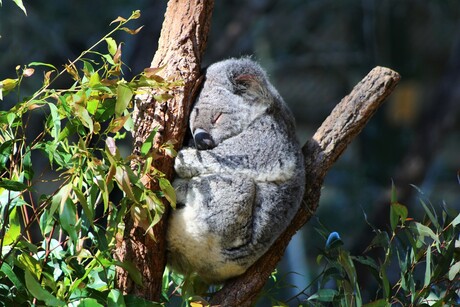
[232,74,271,104]
[233,74,259,94]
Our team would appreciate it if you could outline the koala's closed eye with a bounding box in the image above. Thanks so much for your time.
[212,112,223,124]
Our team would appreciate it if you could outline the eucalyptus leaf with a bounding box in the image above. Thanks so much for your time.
[24,270,65,306]
[59,198,78,244]
[115,83,133,117]
[3,207,20,245]
[308,289,338,302]
[105,37,118,56]
[108,289,125,307]
[413,222,440,244]
[159,178,176,208]
[114,260,142,286]
[424,244,431,287]
[0,179,28,191]
[1,262,26,293]
[448,261,460,281]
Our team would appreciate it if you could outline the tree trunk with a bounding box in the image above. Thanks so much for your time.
[114,0,214,301]
[210,66,401,306]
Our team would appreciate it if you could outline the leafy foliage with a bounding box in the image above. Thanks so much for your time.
[0,10,177,306]
[287,184,460,306]
[0,0,27,15]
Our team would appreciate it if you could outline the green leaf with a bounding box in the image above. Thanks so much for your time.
[18,254,41,278]
[153,93,173,102]
[115,166,135,201]
[71,298,103,307]
[448,261,460,281]
[105,37,118,56]
[0,179,28,191]
[380,266,390,299]
[73,102,94,133]
[390,181,398,203]
[450,213,460,227]
[114,261,142,286]
[1,262,26,294]
[308,289,338,302]
[159,178,176,208]
[50,183,72,217]
[390,202,408,232]
[87,99,99,115]
[48,103,61,141]
[424,244,431,287]
[140,128,157,156]
[413,222,440,244]
[108,289,125,307]
[59,197,78,244]
[339,250,362,304]
[124,294,162,307]
[73,186,94,223]
[419,198,440,229]
[363,299,390,307]
[24,270,65,306]
[352,255,379,271]
[0,139,13,167]
[23,148,34,180]
[86,267,110,291]
[28,62,57,70]
[93,175,109,212]
[0,78,19,100]
[115,83,133,117]
[88,71,101,88]
[3,207,21,245]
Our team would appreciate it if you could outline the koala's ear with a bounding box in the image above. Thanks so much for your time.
[232,73,271,105]
[232,74,259,94]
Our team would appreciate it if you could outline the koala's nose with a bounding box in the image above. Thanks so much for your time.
[193,128,216,150]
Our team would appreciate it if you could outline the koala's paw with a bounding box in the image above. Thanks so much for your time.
[174,149,201,178]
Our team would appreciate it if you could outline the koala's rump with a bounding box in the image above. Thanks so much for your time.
[167,173,256,282]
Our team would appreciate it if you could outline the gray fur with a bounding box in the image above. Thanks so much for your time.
[166,58,305,283]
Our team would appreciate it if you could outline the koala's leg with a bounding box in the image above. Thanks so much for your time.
[199,173,256,250]
[167,174,256,282]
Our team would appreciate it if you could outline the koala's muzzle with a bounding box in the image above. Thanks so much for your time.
[193,128,216,150]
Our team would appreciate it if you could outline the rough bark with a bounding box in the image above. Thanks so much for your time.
[210,66,401,306]
[114,0,214,301]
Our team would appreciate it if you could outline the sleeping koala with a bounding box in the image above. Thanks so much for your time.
[166,58,305,283]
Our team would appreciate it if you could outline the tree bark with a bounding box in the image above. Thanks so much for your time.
[210,66,401,306]
[114,0,214,301]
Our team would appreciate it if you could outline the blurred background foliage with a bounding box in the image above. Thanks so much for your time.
[1,0,459,303]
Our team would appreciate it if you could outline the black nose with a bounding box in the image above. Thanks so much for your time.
[193,128,216,150]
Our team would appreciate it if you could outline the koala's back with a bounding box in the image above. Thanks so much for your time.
[167,58,305,283]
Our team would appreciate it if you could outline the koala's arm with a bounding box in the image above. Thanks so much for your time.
[174,146,250,178]
[175,122,300,182]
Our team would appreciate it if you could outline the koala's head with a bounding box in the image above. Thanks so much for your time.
[190,58,282,150]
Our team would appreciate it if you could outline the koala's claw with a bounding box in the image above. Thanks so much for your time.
[174,149,200,178]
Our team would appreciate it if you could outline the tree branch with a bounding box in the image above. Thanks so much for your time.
[210,66,400,306]
[114,0,214,301]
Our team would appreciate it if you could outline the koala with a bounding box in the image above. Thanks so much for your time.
[166,58,305,283]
